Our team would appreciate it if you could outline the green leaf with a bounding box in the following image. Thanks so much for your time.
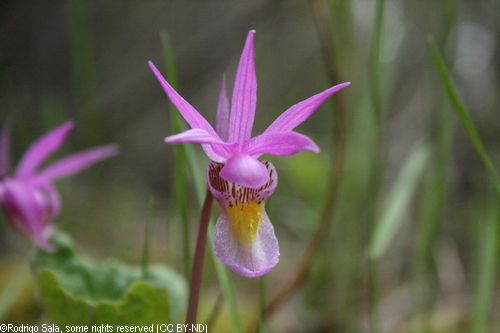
[370,141,431,259]
[32,234,187,324]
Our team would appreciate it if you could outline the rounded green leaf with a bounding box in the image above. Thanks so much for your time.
[32,234,186,325]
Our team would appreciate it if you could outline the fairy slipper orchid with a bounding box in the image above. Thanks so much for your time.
[149,30,349,277]
[0,121,118,251]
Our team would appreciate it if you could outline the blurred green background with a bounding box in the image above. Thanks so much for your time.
[1,0,500,332]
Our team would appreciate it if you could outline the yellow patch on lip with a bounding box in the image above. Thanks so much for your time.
[226,202,263,244]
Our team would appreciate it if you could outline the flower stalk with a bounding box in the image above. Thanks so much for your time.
[185,189,214,325]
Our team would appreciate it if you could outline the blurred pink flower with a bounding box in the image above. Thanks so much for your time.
[150,30,349,277]
[0,121,118,251]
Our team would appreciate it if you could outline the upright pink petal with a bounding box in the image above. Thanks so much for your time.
[265,82,350,133]
[0,121,10,177]
[228,30,257,144]
[149,61,218,136]
[216,74,230,141]
[16,122,74,177]
[244,131,320,158]
[36,145,118,181]
[219,154,269,189]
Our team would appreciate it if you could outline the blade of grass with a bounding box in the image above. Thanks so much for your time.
[471,205,498,333]
[411,4,456,330]
[429,39,500,333]
[0,265,30,323]
[428,39,500,195]
[161,32,204,193]
[411,103,452,331]
[208,229,243,333]
[257,277,266,333]
[159,31,242,333]
[141,197,154,278]
[370,140,431,259]
[369,0,385,125]
[67,0,99,145]
[366,0,386,331]
[160,31,191,278]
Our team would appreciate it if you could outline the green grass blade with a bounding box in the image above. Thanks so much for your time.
[257,277,266,333]
[160,31,205,202]
[369,0,385,125]
[141,197,155,278]
[208,229,243,333]
[411,102,452,328]
[160,31,191,278]
[160,31,242,332]
[429,39,500,333]
[370,141,431,259]
[67,0,99,145]
[0,265,30,323]
[428,39,500,195]
[366,1,386,331]
[471,206,498,333]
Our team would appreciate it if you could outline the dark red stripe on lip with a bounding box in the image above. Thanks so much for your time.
[208,161,276,207]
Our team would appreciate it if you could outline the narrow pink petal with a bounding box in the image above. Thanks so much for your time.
[149,61,227,161]
[214,211,279,277]
[165,128,227,145]
[165,129,235,161]
[216,74,230,141]
[36,145,118,181]
[16,122,74,177]
[228,30,257,144]
[265,82,351,133]
[0,121,11,176]
[149,61,218,136]
[244,131,320,158]
[219,154,269,189]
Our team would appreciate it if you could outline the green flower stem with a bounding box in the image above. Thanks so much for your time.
[185,189,214,325]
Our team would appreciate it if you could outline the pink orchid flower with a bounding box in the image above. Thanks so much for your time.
[0,121,118,251]
[149,30,350,277]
